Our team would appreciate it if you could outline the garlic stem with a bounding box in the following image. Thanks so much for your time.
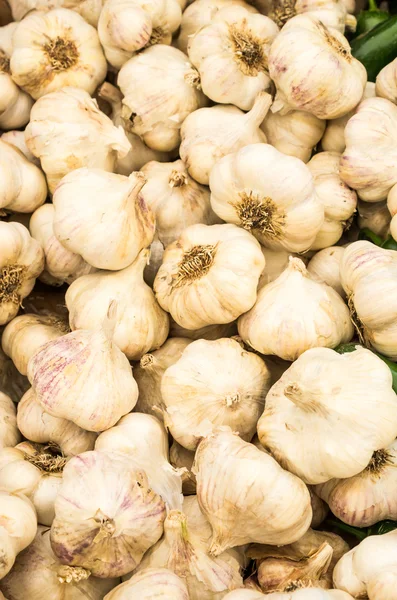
[284,383,328,416]
[222,92,272,154]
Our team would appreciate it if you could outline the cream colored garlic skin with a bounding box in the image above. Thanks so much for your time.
[104,568,189,600]
[292,0,356,34]
[0,392,20,449]
[195,428,312,555]
[307,246,346,297]
[209,143,324,253]
[269,15,366,119]
[188,7,278,111]
[0,490,37,579]
[8,0,104,26]
[258,347,397,484]
[357,199,391,238]
[376,57,397,104]
[161,337,271,450]
[1,130,40,166]
[154,223,265,330]
[238,258,353,361]
[50,451,166,578]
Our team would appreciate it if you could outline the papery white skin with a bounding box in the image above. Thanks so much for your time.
[53,168,154,271]
[188,7,278,111]
[134,337,191,417]
[0,490,37,579]
[10,9,107,100]
[50,450,166,578]
[1,130,40,166]
[95,413,184,512]
[194,427,312,555]
[258,347,397,484]
[224,590,354,599]
[169,319,238,340]
[170,441,196,495]
[288,0,356,33]
[7,0,104,26]
[104,568,189,600]
[0,139,47,213]
[154,223,265,329]
[376,58,397,105]
[98,0,181,69]
[307,246,346,297]
[0,346,29,404]
[25,87,131,194]
[180,91,269,185]
[269,15,366,119]
[340,241,397,358]
[118,45,207,152]
[0,525,117,600]
[0,392,20,449]
[238,258,353,361]
[210,143,324,253]
[0,222,44,326]
[357,199,391,238]
[2,312,69,375]
[17,388,96,457]
[161,337,271,450]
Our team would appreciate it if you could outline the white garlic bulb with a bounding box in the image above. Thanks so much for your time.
[0,490,37,579]
[0,222,44,326]
[269,15,366,119]
[238,258,353,361]
[27,307,139,432]
[161,337,271,450]
[7,0,104,26]
[53,168,154,270]
[180,91,269,185]
[1,130,40,166]
[10,9,107,100]
[257,346,397,484]
[98,0,182,69]
[0,392,20,449]
[188,7,278,110]
[25,87,131,193]
[141,159,219,247]
[169,319,238,340]
[170,441,196,495]
[118,45,207,152]
[194,428,312,555]
[154,223,265,329]
[209,143,324,253]
[104,568,189,600]
[376,58,397,105]
[307,246,346,297]
[51,450,166,577]
[17,388,96,457]
[357,199,391,238]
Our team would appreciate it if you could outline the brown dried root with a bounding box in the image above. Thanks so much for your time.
[229,19,267,76]
[145,27,166,48]
[0,50,10,73]
[366,449,393,477]
[232,192,285,238]
[169,170,188,188]
[24,443,67,473]
[0,264,26,305]
[268,0,296,28]
[44,37,79,71]
[57,565,91,584]
[347,294,368,347]
[46,315,71,334]
[317,21,352,62]
[172,244,217,289]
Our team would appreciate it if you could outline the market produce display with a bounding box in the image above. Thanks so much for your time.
[1,0,397,598]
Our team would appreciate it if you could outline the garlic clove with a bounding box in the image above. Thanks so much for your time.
[0,391,20,449]
[1,130,40,166]
[307,246,346,297]
[104,567,189,599]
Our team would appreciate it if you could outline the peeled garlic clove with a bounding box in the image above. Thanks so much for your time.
[307,246,346,297]
[0,490,37,579]
[0,222,44,326]
[180,91,269,185]
[51,450,166,577]
[154,223,265,329]
[0,391,20,449]
[188,7,278,110]
[134,337,191,417]
[53,168,154,271]
[169,318,238,340]
[1,130,40,166]
[7,0,104,26]
[357,199,391,238]
[376,57,397,105]
[104,568,189,599]
[2,312,69,375]
[258,346,397,484]
[17,388,96,457]
[25,87,131,194]
[161,337,271,450]
[170,441,196,495]
[269,15,366,120]
[194,427,312,554]
[209,143,324,253]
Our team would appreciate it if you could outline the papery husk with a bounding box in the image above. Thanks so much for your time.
[170,441,196,495]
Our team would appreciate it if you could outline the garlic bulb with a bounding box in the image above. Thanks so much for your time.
[257,346,397,484]
[104,568,189,600]
[169,319,238,340]
[261,109,325,163]
[2,313,69,375]
[98,0,182,69]
[307,151,357,249]
[30,203,96,286]
[238,258,353,361]
[0,222,44,326]
[66,249,169,360]
[170,441,196,495]
[209,143,324,252]
[0,490,37,579]
[144,236,165,287]
[53,168,154,270]
[0,23,33,130]
[376,58,397,105]
[25,87,131,194]
[27,307,139,432]
[0,346,29,404]
[269,15,366,119]
[51,450,166,577]
[17,388,96,456]
[7,0,104,26]
[357,200,391,238]
[0,139,47,214]
[340,241,397,358]
[118,45,207,152]
[10,9,107,100]
[180,91,269,185]
[307,246,346,297]
[134,337,191,417]
[161,337,271,450]
[95,413,184,511]
[141,159,219,247]
[0,526,117,600]
[188,7,278,110]
[0,392,20,449]
[154,223,265,329]
[1,130,40,166]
